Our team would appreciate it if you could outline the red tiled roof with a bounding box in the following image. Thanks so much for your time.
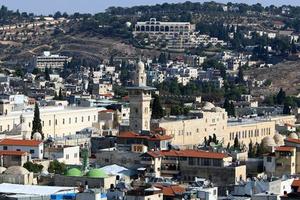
[154,127,166,132]
[146,149,228,159]
[285,138,300,144]
[0,150,27,156]
[285,123,295,127]
[154,184,185,197]
[118,131,173,141]
[275,146,295,152]
[292,180,300,187]
[99,93,113,97]
[0,139,43,147]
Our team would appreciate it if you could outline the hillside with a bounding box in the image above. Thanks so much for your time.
[246,61,300,96]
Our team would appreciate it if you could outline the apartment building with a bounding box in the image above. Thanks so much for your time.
[263,146,296,177]
[134,18,195,39]
[140,149,246,186]
[0,106,101,139]
[0,139,43,159]
[33,51,71,71]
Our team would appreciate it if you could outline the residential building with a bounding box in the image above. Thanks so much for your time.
[0,106,101,139]
[44,145,80,165]
[140,149,246,187]
[263,146,296,176]
[0,139,43,159]
[33,51,71,71]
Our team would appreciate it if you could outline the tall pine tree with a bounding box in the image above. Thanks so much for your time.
[31,103,44,139]
[151,94,164,119]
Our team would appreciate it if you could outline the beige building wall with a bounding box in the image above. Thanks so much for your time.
[226,121,276,146]
[0,107,100,138]
[156,109,280,148]
[156,110,227,147]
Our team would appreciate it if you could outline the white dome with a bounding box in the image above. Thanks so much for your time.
[273,133,284,146]
[41,169,49,176]
[126,22,132,27]
[289,132,299,139]
[0,167,6,174]
[202,102,215,111]
[4,166,30,175]
[32,132,42,140]
[262,136,276,147]
[212,107,224,112]
[137,60,145,71]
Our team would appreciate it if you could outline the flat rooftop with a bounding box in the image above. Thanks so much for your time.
[0,106,102,118]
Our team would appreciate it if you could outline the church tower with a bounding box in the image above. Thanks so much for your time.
[127,59,155,134]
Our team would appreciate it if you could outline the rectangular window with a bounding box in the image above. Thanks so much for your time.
[74,153,78,158]
[0,126,2,131]
[30,149,35,154]
[55,119,58,125]
[94,115,96,121]
[267,157,272,162]
[49,120,51,126]
[88,116,90,121]
[69,118,71,124]
[213,159,221,166]
[16,149,20,151]
[188,158,195,165]
[201,158,210,166]
[82,116,84,122]
[75,117,77,123]
[66,154,69,159]
[3,146,7,150]
[63,119,65,124]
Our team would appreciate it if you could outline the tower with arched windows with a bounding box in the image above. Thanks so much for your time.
[127,59,155,134]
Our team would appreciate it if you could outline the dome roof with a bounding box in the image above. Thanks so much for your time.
[87,169,108,178]
[0,167,6,174]
[137,60,145,71]
[261,136,276,147]
[4,166,29,175]
[32,132,42,140]
[273,133,284,146]
[202,102,215,111]
[65,168,82,177]
[289,132,299,139]
[212,107,224,112]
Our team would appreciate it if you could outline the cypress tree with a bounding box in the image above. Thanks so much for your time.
[248,140,254,158]
[58,88,63,100]
[151,94,164,119]
[31,103,43,139]
[234,134,240,150]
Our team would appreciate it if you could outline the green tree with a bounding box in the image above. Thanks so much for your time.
[212,133,218,144]
[23,161,43,173]
[151,94,164,119]
[48,160,66,174]
[276,88,286,105]
[31,103,43,139]
[44,67,50,81]
[158,52,167,64]
[248,140,254,158]
[32,68,40,75]
[14,67,24,78]
[234,134,240,150]
[283,102,292,115]
[237,67,245,84]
